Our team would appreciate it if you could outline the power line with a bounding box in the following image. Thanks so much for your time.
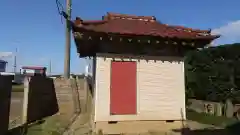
[55,0,65,23]
[49,59,52,75]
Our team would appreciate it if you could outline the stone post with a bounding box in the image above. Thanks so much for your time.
[225,99,234,118]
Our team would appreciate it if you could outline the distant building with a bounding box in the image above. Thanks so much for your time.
[21,66,47,76]
[0,60,7,72]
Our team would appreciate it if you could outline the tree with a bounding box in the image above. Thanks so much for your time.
[185,43,240,103]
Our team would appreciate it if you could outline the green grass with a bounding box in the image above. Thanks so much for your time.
[8,115,68,135]
[186,109,238,127]
[12,84,24,92]
[7,115,70,135]
[26,115,68,135]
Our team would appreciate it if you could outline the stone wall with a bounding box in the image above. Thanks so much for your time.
[54,78,76,118]
[187,99,223,116]
[76,78,87,113]
[188,99,240,118]
[50,77,95,134]
[53,77,88,116]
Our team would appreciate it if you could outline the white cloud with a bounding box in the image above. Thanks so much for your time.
[0,52,13,58]
[211,20,240,45]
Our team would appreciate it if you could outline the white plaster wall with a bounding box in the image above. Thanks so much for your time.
[94,54,186,122]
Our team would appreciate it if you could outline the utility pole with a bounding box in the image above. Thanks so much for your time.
[63,0,72,78]
[49,59,52,76]
[13,48,17,73]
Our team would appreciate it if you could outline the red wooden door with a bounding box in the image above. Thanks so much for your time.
[110,61,137,115]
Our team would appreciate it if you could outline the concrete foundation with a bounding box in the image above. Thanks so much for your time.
[94,120,185,134]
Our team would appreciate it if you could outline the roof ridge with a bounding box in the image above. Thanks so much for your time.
[104,12,157,22]
[167,25,211,34]
[74,17,107,26]
[71,12,220,40]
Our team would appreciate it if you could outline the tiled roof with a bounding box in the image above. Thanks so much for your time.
[72,12,220,40]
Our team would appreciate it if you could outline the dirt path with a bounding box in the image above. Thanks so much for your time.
[10,92,23,118]
[63,113,91,135]
[62,118,222,135]
[9,92,23,128]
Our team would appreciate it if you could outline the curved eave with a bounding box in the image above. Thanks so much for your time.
[71,22,220,42]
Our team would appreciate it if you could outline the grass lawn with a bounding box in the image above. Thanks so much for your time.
[8,115,69,135]
[12,84,24,92]
[26,116,63,135]
[186,109,238,127]
[26,113,73,135]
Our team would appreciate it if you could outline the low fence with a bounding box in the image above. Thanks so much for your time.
[1,75,60,134]
[187,99,240,118]
[0,74,99,134]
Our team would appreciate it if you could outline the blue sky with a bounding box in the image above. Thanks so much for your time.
[0,0,239,74]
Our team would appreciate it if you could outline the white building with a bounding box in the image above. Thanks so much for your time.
[71,12,220,134]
